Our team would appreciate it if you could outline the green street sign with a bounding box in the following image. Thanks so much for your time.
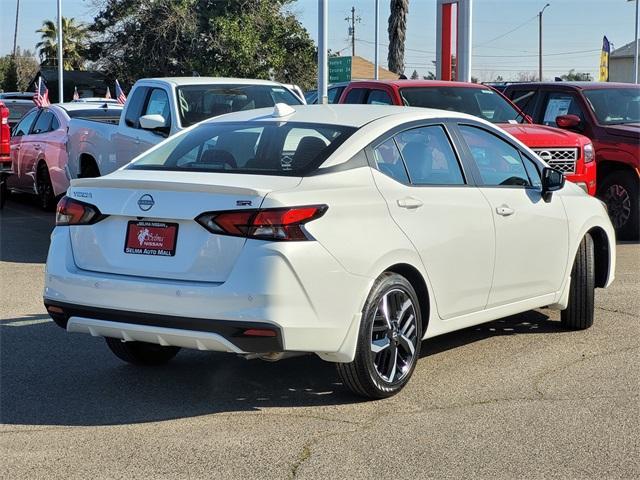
[329,56,352,83]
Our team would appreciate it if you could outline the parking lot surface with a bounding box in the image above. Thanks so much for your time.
[1,197,639,479]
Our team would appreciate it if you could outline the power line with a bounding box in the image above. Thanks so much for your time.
[474,14,538,48]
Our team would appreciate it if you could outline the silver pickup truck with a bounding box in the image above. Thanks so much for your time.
[67,77,303,178]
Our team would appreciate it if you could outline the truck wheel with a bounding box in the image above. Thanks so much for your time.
[80,158,100,178]
[561,234,595,330]
[36,162,56,211]
[599,171,639,240]
[105,337,180,366]
[337,272,422,399]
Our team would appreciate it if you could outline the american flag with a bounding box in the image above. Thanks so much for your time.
[73,86,80,101]
[33,77,50,107]
[115,80,127,105]
[105,86,111,100]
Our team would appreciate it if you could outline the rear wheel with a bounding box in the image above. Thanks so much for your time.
[599,171,639,240]
[105,337,180,366]
[36,162,55,211]
[561,234,595,330]
[337,272,422,399]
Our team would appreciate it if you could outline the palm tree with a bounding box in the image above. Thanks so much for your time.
[36,17,88,70]
[387,0,409,76]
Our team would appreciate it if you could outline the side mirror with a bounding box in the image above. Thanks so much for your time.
[139,114,167,132]
[555,114,581,129]
[541,167,565,200]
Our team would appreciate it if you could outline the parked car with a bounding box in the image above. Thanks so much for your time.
[502,82,640,239]
[339,80,597,196]
[0,101,10,169]
[45,104,615,399]
[66,77,304,179]
[7,103,122,209]
[305,82,349,104]
[0,92,35,129]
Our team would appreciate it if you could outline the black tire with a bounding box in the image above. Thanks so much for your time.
[36,162,56,211]
[80,158,100,178]
[561,233,595,330]
[337,272,423,399]
[105,337,180,366]
[598,170,639,241]
[0,176,8,209]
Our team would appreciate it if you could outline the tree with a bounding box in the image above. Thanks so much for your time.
[495,75,504,82]
[410,69,419,80]
[36,17,88,70]
[388,0,409,75]
[516,71,538,82]
[561,69,592,81]
[15,49,39,91]
[422,71,436,80]
[88,0,317,90]
[1,57,19,92]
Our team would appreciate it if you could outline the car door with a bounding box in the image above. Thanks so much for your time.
[456,123,569,307]
[368,123,495,320]
[113,86,156,165]
[24,109,57,188]
[9,109,41,189]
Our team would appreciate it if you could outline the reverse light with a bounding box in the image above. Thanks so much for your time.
[56,196,105,226]
[583,143,594,163]
[196,205,327,241]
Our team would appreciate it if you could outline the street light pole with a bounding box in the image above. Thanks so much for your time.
[57,0,63,103]
[538,3,550,82]
[318,0,328,104]
[374,0,379,80]
[633,0,639,84]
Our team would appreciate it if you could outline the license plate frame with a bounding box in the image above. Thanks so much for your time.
[124,221,179,257]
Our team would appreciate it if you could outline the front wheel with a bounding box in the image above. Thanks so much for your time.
[337,272,423,399]
[599,171,639,241]
[561,234,595,330]
[105,337,180,366]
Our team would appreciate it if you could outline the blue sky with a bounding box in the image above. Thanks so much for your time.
[1,0,637,81]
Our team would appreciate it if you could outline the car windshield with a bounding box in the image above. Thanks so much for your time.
[127,121,355,176]
[399,86,523,124]
[582,88,640,125]
[176,84,302,127]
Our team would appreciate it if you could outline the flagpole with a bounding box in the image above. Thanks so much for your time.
[57,0,63,103]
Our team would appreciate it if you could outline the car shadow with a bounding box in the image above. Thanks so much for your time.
[0,309,561,427]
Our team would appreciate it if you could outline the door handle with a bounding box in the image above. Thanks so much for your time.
[397,197,423,209]
[496,204,515,216]
[134,137,140,145]
[33,144,41,150]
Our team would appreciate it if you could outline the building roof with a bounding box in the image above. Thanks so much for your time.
[350,56,399,80]
[611,39,640,59]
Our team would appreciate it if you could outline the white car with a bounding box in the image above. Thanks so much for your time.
[44,104,616,399]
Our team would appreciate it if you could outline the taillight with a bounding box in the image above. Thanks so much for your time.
[56,196,105,226]
[196,205,327,241]
[583,142,594,163]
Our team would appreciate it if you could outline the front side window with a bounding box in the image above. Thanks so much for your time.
[395,126,465,185]
[342,88,367,104]
[128,121,354,176]
[143,88,172,129]
[542,92,585,127]
[372,137,409,183]
[32,110,55,134]
[367,90,393,105]
[459,125,531,187]
[123,86,148,128]
[12,109,39,136]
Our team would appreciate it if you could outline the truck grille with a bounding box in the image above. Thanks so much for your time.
[532,148,578,174]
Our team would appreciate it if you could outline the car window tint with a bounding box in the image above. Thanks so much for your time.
[367,90,393,105]
[144,88,172,129]
[459,125,531,187]
[124,86,148,128]
[372,137,409,183]
[327,86,344,103]
[12,109,39,136]
[542,92,585,127]
[32,110,54,134]
[343,88,367,104]
[395,126,464,185]
[509,89,538,117]
[51,115,60,131]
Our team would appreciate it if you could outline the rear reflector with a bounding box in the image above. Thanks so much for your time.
[196,205,327,241]
[56,196,106,226]
[242,328,277,337]
[47,305,64,314]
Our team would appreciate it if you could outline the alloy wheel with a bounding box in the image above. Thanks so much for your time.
[604,183,631,229]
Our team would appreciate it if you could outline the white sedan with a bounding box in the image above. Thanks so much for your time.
[44,104,616,399]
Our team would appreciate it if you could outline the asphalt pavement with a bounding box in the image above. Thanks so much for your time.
[1,196,638,479]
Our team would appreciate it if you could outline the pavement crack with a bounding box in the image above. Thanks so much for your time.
[596,306,639,319]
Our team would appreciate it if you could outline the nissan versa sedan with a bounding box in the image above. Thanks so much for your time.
[44,104,616,399]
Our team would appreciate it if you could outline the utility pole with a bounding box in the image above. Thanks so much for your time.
[318,0,328,104]
[12,0,20,57]
[538,3,550,81]
[346,6,361,57]
[57,0,64,103]
[632,0,639,84]
[374,0,379,79]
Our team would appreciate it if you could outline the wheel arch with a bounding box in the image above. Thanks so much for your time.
[385,263,431,335]
[79,153,100,178]
[587,226,611,288]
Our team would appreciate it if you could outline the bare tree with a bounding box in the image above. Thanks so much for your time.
[388,0,408,75]
[516,71,538,82]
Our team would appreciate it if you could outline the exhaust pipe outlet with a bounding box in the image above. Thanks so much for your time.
[241,352,305,362]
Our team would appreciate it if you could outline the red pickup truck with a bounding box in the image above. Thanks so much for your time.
[0,102,10,168]
[502,82,639,239]
[339,80,596,198]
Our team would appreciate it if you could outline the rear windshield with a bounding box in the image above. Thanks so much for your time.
[127,121,356,176]
[400,86,523,124]
[177,85,303,127]
[6,103,34,121]
[66,108,122,121]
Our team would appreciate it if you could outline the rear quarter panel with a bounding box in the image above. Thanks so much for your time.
[67,118,119,178]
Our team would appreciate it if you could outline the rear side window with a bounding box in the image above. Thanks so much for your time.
[343,88,367,104]
[459,125,530,187]
[367,90,393,105]
[372,138,410,183]
[128,121,355,176]
[327,86,345,103]
[32,111,55,134]
[124,86,148,128]
[396,126,465,185]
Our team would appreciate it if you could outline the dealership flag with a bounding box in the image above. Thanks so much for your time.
[73,86,80,101]
[599,36,610,82]
[115,80,127,105]
[33,77,50,107]
[105,86,111,100]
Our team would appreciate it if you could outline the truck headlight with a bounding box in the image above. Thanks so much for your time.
[584,143,594,163]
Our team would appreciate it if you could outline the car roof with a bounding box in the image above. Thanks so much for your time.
[203,104,478,128]
[137,77,287,87]
[56,102,123,112]
[347,79,489,89]
[0,92,34,99]
[504,81,638,90]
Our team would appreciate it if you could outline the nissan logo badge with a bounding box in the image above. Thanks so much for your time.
[138,194,155,211]
[538,151,552,162]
